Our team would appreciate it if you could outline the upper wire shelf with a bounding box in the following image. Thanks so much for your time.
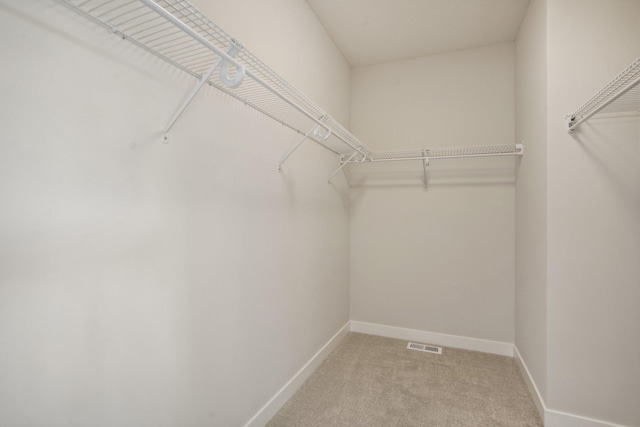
[60,0,367,156]
[568,57,640,132]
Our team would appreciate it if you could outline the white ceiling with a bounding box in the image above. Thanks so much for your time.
[305,0,530,67]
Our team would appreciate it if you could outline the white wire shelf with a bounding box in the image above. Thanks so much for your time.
[59,0,367,157]
[340,144,523,188]
[58,0,523,185]
[568,57,640,132]
[359,144,523,162]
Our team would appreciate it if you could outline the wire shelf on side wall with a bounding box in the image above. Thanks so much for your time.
[567,57,640,132]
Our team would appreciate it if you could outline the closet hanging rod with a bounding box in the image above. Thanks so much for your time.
[567,57,640,132]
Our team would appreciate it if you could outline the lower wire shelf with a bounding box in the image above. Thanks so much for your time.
[358,144,523,162]
[335,144,523,187]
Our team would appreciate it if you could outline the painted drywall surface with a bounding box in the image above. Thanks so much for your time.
[349,44,516,343]
[514,0,547,403]
[0,1,350,426]
[546,0,640,424]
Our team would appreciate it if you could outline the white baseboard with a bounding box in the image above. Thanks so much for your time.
[350,320,514,357]
[244,321,628,427]
[242,321,350,427]
[514,345,629,427]
[545,409,630,427]
[513,345,545,422]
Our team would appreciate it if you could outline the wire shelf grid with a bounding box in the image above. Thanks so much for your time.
[362,144,522,162]
[568,57,640,131]
[597,85,640,115]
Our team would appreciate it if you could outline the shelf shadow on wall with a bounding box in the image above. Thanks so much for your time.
[569,115,640,214]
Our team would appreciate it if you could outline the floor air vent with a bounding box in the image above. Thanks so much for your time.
[407,342,442,354]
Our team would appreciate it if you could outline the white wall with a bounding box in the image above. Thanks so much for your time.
[349,44,516,344]
[546,1,640,425]
[0,1,351,426]
[514,0,547,407]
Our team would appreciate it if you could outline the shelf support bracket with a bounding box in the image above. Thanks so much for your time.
[163,40,244,142]
[328,151,358,183]
[341,154,350,181]
[163,59,222,142]
[278,116,328,171]
[422,150,430,189]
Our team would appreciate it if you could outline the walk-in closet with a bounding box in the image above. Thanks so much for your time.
[1,0,638,426]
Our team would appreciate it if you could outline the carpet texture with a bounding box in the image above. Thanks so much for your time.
[267,333,542,427]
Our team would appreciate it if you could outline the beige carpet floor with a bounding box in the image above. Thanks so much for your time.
[267,333,542,427]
